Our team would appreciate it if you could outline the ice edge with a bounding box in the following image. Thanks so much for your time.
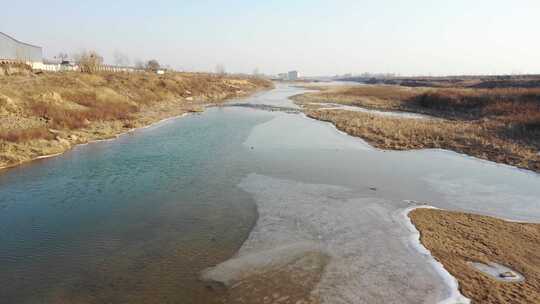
[402,206,471,304]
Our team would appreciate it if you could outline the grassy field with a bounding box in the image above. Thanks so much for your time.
[0,71,272,169]
[293,85,540,172]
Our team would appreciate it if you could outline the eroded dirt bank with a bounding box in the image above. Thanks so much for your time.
[409,208,540,304]
[0,72,272,170]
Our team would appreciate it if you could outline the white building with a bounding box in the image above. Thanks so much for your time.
[0,32,43,66]
[288,70,299,81]
[277,73,288,80]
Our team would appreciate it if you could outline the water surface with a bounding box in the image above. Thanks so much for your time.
[1,84,539,303]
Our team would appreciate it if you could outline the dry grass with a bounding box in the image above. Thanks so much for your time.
[1,72,271,132]
[0,71,272,168]
[410,88,540,117]
[296,85,540,172]
[30,99,137,130]
[412,88,540,149]
[295,85,540,120]
[410,208,540,304]
[331,85,419,101]
[343,75,540,89]
[0,127,54,142]
[307,110,539,172]
[293,85,418,110]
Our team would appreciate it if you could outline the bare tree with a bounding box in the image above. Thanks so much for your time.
[215,64,226,75]
[113,51,130,67]
[56,52,69,62]
[146,59,160,71]
[73,50,104,73]
[134,59,145,70]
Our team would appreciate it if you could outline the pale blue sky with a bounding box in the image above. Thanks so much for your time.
[2,0,539,76]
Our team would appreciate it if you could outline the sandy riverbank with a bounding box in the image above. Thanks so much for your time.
[409,208,540,304]
[0,72,273,170]
[292,85,540,173]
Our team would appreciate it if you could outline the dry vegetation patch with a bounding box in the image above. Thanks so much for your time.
[296,84,540,172]
[0,127,54,142]
[0,72,272,169]
[293,85,418,111]
[409,208,540,304]
[307,110,539,171]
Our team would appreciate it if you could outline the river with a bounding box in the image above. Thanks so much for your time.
[0,84,539,303]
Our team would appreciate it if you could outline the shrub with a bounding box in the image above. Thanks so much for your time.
[31,100,138,130]
[74,50,104,73]
[411,88,540,119]
[145,59,160,72]
[0,127,54,142]
[413,90,486,110]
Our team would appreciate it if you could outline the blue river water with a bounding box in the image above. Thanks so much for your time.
[1,84,539,304]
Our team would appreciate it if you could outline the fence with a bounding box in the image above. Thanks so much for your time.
[30,62,146,73]
[88,65,144,73]
[31,62,77,72]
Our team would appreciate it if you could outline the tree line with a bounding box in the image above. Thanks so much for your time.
[56,50,162,74]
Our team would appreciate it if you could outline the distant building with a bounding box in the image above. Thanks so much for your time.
[278,73,288,80]
[0,32,43,64]
[288,70,299,81]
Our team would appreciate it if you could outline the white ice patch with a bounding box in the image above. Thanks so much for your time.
[243,112,372,151]
[468,262,524,283]
[401,206,471,304]
[245,83,304,109]
[424,173,540,223]
[310,102,432,119]
[201,241,323,286]
[207,174,462,304]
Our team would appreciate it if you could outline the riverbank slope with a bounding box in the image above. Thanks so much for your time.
[0,72,273,170]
